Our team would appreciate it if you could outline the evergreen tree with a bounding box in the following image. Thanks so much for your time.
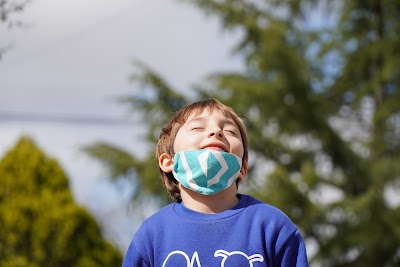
[84,0,400,266]
[0,136,122,267]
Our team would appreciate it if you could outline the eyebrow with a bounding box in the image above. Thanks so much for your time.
[186,117,206,124]
[186,116,237,127]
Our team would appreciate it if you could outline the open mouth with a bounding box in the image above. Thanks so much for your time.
[202,143,227,152]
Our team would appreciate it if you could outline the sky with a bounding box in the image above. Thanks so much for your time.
[0,0,243,252]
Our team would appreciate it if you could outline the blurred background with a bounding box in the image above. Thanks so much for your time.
[1,0,399,266]
[0,0,242,260]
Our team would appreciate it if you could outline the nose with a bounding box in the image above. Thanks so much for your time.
[208,127,224,138]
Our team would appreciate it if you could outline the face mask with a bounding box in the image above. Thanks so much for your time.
[172,149,242,195]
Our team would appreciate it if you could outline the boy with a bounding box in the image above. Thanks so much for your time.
[123,98,309,266]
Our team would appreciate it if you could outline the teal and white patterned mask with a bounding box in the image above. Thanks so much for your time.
[172,149,242,195]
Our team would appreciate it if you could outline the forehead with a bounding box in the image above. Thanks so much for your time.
[184,107,236,124]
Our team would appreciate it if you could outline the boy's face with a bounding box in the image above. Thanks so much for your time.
[173,109,244,159]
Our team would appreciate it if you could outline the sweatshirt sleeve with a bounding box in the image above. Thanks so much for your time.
[122,240,149,267]
[275,230,309,267]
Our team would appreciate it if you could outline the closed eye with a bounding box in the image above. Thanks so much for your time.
[224,129,237,135]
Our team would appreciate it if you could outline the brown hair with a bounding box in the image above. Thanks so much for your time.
[156,98,249,202]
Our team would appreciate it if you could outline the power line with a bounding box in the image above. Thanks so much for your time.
[0,111,135,126]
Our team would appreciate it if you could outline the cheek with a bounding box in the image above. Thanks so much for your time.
[230,139,245,157]
[173,133,199,152]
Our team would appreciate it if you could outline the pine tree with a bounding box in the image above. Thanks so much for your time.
[84,0,400,265]
[0,136,122,267]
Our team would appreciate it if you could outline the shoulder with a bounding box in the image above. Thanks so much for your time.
[240,194,299,234]
[240,194,291,219]
[241,194,307,254]
[124,204,178,265]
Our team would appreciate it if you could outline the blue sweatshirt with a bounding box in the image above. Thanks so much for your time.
[123,194,309,267]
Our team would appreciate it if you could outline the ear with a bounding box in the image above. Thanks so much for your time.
[238,161,248,182]
[159,153,174,173]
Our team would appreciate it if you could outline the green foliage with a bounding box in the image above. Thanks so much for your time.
[83,60,189,204]
[85,0,400,266]
[0,136,122,267]
[83,141,167,202]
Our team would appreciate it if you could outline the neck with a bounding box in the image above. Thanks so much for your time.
[179,184,239,214]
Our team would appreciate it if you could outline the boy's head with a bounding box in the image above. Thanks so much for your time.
[156,98,249,202]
